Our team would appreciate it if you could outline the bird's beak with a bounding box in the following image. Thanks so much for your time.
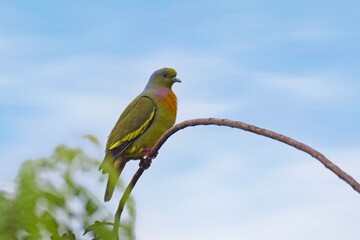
[172,77,181,83]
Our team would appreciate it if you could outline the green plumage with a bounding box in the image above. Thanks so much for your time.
[100,68,181,201]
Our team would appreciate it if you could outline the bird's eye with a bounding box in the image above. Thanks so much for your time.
[162,74,168,78]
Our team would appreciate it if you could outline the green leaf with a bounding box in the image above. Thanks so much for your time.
[53,145,83,165]
[43,191,66,208]
[85,199,99,216]
[83,134,100,146]
[84,221,115,240]
[52,232,76,240]
[40,211,59,236]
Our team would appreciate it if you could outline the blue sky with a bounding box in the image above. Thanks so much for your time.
[1,0,360,239]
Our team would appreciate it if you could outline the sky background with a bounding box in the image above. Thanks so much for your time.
[1,0,360,239]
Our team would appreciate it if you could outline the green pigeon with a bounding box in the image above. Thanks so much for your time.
[99,68,181,202]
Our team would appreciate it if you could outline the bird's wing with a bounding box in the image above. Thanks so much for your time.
[106,96,156,158]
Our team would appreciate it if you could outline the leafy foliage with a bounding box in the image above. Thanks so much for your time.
[0,142,136,240]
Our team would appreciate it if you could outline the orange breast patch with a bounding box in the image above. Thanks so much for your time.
[163,90,178,116]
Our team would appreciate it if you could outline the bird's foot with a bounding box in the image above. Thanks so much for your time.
[139,156,152,170]
[142,147,158,159]
[139,147,158,170]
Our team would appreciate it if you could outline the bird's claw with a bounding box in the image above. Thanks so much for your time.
[139,148,158,169]
[139,157,152,169]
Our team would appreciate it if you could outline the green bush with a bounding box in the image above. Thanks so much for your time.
[0,142,136,240]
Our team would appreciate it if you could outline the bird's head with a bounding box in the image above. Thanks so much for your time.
[145,68,181,90]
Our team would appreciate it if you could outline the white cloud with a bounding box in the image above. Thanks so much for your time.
[286,28,333,41]
[269,22,335,42]
[256,72,353,100]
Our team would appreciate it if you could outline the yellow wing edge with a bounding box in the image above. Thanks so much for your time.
[108,106,156,150]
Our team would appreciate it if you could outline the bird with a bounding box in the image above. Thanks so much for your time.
[99,67,181,202]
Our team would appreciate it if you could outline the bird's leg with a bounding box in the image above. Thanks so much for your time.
[139,147,156,169]
[139,156,152,169]
[142,147,158,159]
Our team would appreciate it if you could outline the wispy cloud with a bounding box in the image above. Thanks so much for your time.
[255,72,353,100]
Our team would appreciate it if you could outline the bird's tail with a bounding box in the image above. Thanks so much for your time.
[104,160,126,202]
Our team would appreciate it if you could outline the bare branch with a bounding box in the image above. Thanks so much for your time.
[149,118,360,194]
[114,117,360,236]
[113,162,148,239]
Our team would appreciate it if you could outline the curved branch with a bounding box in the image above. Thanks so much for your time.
[149,118,360,194]
[114,117,360,235]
